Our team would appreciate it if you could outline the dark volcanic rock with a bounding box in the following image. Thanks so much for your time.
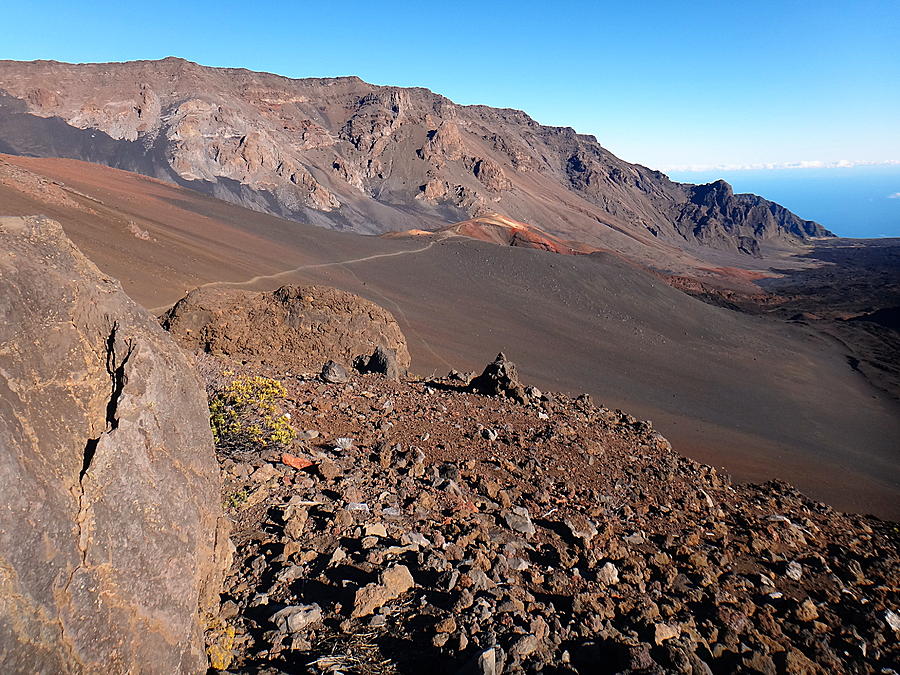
[675,179,828,252]
[321,359,350,384]
[354,344,404,380]
[469,352,526,401]
[160,284,411,374]
[0,215,228,673]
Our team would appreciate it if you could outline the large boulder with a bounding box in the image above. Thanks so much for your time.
[0,216,228,673]
[160,284,411,373]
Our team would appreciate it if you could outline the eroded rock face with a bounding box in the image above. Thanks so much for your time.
[0,58,832,257]
[161,284,411,374]
[0,215,227,673]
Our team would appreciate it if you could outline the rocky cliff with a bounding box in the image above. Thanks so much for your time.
[0,58,831,264]
[0,216,228,672]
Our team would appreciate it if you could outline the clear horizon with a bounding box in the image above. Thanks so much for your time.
[4,0,898,173]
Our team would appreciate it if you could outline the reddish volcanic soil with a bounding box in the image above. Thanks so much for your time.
[2,154,898,519]
[387,213,601,256]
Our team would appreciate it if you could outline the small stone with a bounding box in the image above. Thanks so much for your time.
[782,648,818,674]
[795,599,819,622]
[284,509,308,540]
[352,564,415,618]
[321,360,350,384]
[401,532,430,547]
[365,523,388,538]
[298,429,320,440]
[785,561,803,581]
[475,646,500,675]
[654,623,680,645]
[331,510,353,532]
[565,516,598,543]
[435,616,457,633]
[482,428,499,442]
[329,547,347,565]
[511,634,539,658]
[469,353,524,401]
[883,609,900,633]
[507,557,531,571]
[318,459,341,480]
[503,506,536,537]
[270,603,323,634]
[627,644,656,671]
[597,562,619,585]
[252,464,281,483]
[281,453,313,471]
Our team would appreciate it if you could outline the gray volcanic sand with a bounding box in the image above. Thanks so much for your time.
[3,155,898,518]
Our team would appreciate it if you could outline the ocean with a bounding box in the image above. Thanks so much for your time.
[667,165,900,239]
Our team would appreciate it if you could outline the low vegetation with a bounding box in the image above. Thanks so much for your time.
[209,375,296,454]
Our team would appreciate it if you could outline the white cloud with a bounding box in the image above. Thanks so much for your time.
[662,159,900,173]
[888,192,900,199]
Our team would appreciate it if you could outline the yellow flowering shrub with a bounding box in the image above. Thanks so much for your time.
[209,375,295,451]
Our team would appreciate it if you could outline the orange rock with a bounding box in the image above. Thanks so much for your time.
[281,453,313,471]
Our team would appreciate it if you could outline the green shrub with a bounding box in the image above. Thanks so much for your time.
[209,375,295,452]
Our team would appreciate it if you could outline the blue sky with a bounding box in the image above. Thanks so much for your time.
[3,0,899,172]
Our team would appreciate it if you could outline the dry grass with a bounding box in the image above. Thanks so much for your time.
[306,628,397,675]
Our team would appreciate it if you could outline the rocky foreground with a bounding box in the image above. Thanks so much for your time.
[203,353,899,674]
[0,215,896,674]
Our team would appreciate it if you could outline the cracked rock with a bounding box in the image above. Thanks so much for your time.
[0,216,226,673]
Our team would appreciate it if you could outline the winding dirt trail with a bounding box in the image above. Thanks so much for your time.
[149,237,448,314]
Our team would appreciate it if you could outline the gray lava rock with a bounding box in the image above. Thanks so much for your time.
[354,345,404,380]
[503,506,536,536]
[0,216,227,673]
[271,603,323,634]
[321,360,350,384]
[469,352,526,401]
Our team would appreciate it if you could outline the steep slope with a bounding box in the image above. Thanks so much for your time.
[0,58,831,271]
[0,155,896,519]
[203,359,900,674]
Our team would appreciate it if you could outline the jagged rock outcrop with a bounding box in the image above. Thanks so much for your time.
[0,58,832,258]
[0,215,228,673]
[161,284,411,374]
[469,352,527,402]
[674,180,826,256]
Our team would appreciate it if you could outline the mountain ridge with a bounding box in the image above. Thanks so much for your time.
[0,57,831,272]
